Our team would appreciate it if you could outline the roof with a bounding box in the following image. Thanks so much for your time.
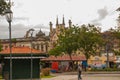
[41,55,86,61]
[0,46,44,54]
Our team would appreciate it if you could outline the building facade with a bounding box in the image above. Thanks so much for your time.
[0,29,50,53]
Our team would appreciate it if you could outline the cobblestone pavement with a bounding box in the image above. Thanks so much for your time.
[41,74,120,80]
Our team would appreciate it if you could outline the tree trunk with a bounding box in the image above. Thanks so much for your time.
[69,54,75,71]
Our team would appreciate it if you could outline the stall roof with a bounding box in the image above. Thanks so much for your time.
[41,55,86,61]
[4,56,47,59]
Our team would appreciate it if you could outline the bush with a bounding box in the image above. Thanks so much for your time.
[41,68,50,76]
[90,67,120,71]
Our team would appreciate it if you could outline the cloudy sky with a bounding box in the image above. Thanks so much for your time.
[0,0,120,39]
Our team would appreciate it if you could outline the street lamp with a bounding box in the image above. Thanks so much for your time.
[106,43,110,68]
[5,8,13,80]
[29,28,35,80]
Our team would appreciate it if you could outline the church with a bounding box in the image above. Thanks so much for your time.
[49,16,72,49]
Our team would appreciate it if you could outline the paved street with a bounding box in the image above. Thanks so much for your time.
[42,73,120,80]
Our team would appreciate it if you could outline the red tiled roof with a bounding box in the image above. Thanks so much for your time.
[41,55,86,61]
[0,46,43,54]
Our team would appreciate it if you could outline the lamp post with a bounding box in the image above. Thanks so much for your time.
[29,28,35,80]
[106,43,109,68]
[5,8,13,80]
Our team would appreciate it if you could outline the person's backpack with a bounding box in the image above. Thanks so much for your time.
[78,65,82,72]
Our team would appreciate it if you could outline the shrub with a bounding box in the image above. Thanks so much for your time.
[41,68,50,76]
[90,67,120,71]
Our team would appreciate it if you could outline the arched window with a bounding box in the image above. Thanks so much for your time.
[37,44,39,50]
[45,42,48,52]
[32,43,35,49]
[41,44,43,51]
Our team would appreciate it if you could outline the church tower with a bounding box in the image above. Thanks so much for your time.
[56,16,59,26]
[49,16,73,49]
[62,15,65,26]
[56,16,60,32]
[117,14,120,28]
[49,21,53,32]
[68,19,72,28]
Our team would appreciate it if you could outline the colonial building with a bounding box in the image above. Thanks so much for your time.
[0,29,50,53]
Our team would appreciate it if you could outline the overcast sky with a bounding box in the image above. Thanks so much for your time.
[0,0,120,39]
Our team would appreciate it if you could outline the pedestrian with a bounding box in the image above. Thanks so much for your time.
[78,64,82,80]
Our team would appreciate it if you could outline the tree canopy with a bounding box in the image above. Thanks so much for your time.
[49,24,103,60]
[49,26,79,60]
[111,28,120,55]
[77,24,103,60]
[0,0,9,15]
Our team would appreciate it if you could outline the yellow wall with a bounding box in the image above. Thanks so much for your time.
[88,56,106,65]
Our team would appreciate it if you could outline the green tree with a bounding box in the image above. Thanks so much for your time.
[112,28,120,55]
[77,24,103,71]
[0,0,8,15]
[0,0,12,16]
[49,46,63,56]
[78,24,103,60]
[49,26,79,70]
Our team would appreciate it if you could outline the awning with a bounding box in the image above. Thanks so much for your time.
[4,56,47,59]
[41,55,86,61]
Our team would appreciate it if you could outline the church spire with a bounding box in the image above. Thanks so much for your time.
[56,16,59,26]
[49,21,53,32]
[69,19,72,28]
[62,15,65,25]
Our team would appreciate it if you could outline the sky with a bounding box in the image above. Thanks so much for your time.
[0,0,120,39]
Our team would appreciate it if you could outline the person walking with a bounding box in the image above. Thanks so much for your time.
[78,64,82,80]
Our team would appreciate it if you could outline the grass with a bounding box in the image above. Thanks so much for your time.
[0,75,3,79]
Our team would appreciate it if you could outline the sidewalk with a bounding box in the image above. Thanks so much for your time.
[41,71,120,80]
[70,75,120,80]
[41,74,120,80]
[41,75,77,80]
